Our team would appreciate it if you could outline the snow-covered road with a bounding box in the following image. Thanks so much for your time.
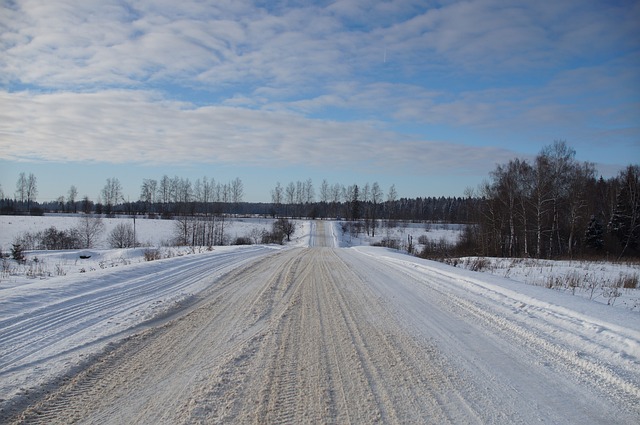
[1,221,639,423]
[0,245,278,416]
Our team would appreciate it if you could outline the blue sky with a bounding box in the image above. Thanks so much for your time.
[1,0,638,203]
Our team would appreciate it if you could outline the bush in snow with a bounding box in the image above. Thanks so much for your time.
[234,236,253,245]
[108,223,136,248]
[618,273,638,289]
[40,226,81,250]
[11,243,26,263]
[144,248,162,262]
[75,215,105,249]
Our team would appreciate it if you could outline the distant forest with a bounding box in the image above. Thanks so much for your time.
[2,142,638,259]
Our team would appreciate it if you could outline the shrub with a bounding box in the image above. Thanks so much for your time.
[108,222,135,248]
[11,243,26,263]
[40,226,81,250]
[144,248,161,262]
[465,257,490,272]
[261,230,284,245]
[618,273,638,289]
[418,236,455,259]
[234,236,252,245]
[373,238,400,250]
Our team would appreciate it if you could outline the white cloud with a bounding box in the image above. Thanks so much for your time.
[0,0,637,178]
[0,89,515,174]
[2,0,637,91]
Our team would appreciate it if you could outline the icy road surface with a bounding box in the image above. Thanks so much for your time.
[2,221,639,423]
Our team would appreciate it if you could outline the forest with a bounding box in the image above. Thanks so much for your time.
[1,142,638,260]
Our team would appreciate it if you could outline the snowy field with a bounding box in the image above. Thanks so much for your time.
[0,214,286,250]
[0,215,639,422]
[454,256,640,311]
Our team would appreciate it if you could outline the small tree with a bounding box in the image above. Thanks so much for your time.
[68,185,78,213]
[274,218,296,242]
[585,215,604,251]
[76,215,105,248]
[108,222,136,248]
[11,243,26,263]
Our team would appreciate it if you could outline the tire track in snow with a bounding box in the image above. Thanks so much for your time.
[0,248,269,373]
[7,221,637,424]
[8,242,480,424]
[350,249,640,423]
[0,247,275,420]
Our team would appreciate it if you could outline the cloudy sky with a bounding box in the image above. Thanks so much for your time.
[1,0,638,203]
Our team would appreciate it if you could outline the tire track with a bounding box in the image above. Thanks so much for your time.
[3,250,287,424]
[0,248,268,374]
[6,231,552,424]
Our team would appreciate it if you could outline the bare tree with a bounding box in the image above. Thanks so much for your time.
[541,141,576,256]
[274,218,296,242]
[231,177,244,205]
[490,161,519,256]
[330,183,342,219]
[56,196,65,212]
[108,222,135,248]
[532,154,554,257]
[271,182,283,217]
[76,215,105,248]
[101,178,122,215]
[68,185,78,213]
[15,172,26,203]
[15,172,37,212]
[193,178,203,203]
[386,184,397,221]
[320,179,330,204]
[158,175,171,205]
[202,176,215,216]
[304,178,314,204]
[285,182,296,216]
[371,182,383,237]
[221,182,230,204]
[25,173,37,212]
[140,179,157,207]
[175,177,192,213]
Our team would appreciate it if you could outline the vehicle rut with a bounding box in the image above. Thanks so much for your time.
[8,243,474,424]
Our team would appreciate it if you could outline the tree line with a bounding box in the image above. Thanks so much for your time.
[465,141,639,259]
[1,173,473,226]
[2,141,638,259]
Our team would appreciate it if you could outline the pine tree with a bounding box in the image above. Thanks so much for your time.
[609,165,640,258]
[585,215,604,251]
[11,243,25,263]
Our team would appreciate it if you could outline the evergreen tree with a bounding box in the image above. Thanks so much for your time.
[609,165,640,257]
[11,243,25,263]
[585,215,604,251]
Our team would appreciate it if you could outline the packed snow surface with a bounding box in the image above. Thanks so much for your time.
[0,218,638,423]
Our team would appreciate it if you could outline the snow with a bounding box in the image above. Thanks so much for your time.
[454,256,640,310]
[1,216,639,422]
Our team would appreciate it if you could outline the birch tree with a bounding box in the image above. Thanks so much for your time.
[68,185,78,213]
